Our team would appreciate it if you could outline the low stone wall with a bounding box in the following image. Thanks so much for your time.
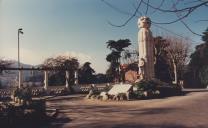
[0,88,15,100]
[72,83,109,93]
[0,83,112,99]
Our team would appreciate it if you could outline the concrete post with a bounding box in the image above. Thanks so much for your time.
[65,70,69,89]
[44,70,48,90]
[74,71,78,85]
[18,69,23,88]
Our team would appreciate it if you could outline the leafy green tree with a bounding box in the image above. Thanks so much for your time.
[106,39,131,82]
[42,56,79,86]
[154,36,190,83]
[0,80,2,89]
[0,59,13,73]
[0,59,14,88]
[78,62,95,84]
[199,66,208,87]
[154,36,172,83]
[202,28,208,43]
[186,28,208,88]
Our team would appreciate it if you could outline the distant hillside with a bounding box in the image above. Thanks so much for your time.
[10,61,33,69]
[0,61,39,87]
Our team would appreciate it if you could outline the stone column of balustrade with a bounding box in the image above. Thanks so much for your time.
[44,70,48,90]
[74,71,78,85]
[65,70,69,89]
[18,69,23,88]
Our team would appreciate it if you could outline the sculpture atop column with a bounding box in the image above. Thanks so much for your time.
[138,16,155,80]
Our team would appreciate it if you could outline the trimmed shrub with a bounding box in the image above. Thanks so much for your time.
[133,79,182,99]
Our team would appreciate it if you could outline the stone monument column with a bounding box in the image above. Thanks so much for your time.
[138,16,154,80]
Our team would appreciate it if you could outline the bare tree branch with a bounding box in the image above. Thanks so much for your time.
[108,0,142,27]
[165,35,191,83]
[131,1,142,16]
[195,19,208,22]
[172,2,203,36]
[101,0,132,16]
[184,0,203,5]
[152,24,199,44]
[179,19,203,36]
[145,0,150,15]
[102,0,208,36]
[151,8,194,24]
[142,0,207,25]
[150,0,165,15]
[142,0,208,13]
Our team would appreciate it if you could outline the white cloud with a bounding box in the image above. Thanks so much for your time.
[54,51,93,65]
[54,51,108,73]
[0,47,46,65]
[1,48,107,73]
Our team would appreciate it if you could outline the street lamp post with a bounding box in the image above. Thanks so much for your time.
[18,28,23,68]
[18,28,23,88]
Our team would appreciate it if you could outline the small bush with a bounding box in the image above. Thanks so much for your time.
[133,80,158,91]
[157,84,182,97]
[133,79,182,99]
[12,86,32,105]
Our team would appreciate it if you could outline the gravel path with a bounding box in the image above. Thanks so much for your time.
[46,92,208,128]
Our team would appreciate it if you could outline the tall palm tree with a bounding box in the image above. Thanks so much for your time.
[106,39,131,82]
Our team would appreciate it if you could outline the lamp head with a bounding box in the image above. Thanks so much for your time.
[18,28,23,34]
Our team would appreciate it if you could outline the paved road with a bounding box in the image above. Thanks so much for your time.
[46,91,208,128]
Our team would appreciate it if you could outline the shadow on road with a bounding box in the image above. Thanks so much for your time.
[111,123,206,128]
[46,114,72,128]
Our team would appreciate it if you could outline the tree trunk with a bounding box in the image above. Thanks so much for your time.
[173,61,177,84]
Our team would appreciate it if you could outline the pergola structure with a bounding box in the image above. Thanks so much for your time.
[0,67,79,90]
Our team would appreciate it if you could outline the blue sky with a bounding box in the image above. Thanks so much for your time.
[0,0,207,73]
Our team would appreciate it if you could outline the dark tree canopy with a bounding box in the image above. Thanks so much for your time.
[106,39,131,52]
[106,51,121,63]
[185,28,208,88]
[106,39,131,82]
[154,35,190,83]
[41,56,79,86]
[78,62,95,84]
[154,36,172,83]
[0,59,13,73]
[202,28,208,43]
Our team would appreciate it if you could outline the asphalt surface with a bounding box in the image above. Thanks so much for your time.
[46,91,208,128]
